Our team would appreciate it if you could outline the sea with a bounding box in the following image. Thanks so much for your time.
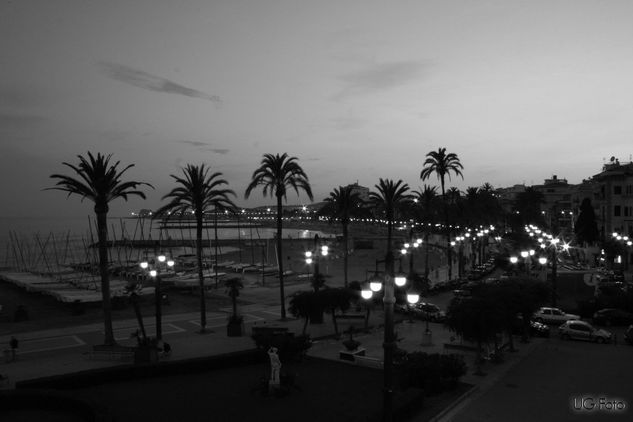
[0,215,334,270]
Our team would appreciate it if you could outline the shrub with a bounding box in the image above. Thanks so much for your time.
[397,352,467,395]
[252,330,312,362]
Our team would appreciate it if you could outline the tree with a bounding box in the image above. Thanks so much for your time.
[320,186,368,287]
[420,147,464,280]
[288,290,316,335]
[574,198,599,246]
[48,152,152,345]
[245,153,313,319]
[513,187,545,230]
[445,294,503,369]
[319,287,355,337]
[412,185,439,280]
[155,164,236,332]
[369,178,412,253]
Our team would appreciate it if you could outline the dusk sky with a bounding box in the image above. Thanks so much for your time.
[2,0,633,218]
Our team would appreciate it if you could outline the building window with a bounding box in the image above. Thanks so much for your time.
[614,205,621,217]
[614,185,622,195]
[627,185,633,195]
[626,207,630,217]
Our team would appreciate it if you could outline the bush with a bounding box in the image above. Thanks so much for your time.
[252,330,312,362]
[397,352,467,395]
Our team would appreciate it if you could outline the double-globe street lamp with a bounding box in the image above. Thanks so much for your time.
[305,234,329,282]
[361,252,420,422]
[537,235,570,307]
[140,254,175,341]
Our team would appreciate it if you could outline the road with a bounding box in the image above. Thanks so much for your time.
[443,324,633,421]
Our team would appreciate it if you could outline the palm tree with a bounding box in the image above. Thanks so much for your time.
[369,178,412,254]
[320,186,368,287]
[48,152,152,345]
[155,164,236,332]
[412,185,438,280]
[245,153,313,319]
[420,147,464,280]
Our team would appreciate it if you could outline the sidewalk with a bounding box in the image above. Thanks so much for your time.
[0,306,543,402]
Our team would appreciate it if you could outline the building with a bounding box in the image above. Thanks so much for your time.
[591,158,633,238]
[532,175,575,232]
[347,182,371,203]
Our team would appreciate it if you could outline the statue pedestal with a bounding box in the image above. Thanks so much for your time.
[421,331,433,346]
[268,380,281,394]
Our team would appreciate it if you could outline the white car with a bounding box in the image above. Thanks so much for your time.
[558,320,612,344]
[533,307,580,325]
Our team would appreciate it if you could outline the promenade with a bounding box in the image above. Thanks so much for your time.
[0,280,545,421]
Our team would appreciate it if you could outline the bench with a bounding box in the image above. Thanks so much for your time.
[443,343,477,352]
[335,313,365,320]
[251,326,289,336]
[354,355,383,369]
[84,350,135,362]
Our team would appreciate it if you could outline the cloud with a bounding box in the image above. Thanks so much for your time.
[177,140,229,155]
[333,61,428,100]
[331,116,366,131]
[0,113,46,131]
[98,62,221,103]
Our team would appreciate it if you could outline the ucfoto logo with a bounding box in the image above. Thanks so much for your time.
[571,396,627,412]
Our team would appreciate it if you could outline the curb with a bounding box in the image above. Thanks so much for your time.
[427,384,479,422]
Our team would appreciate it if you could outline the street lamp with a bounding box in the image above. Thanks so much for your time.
[360,251,418,422]
[140,254,175,341]
[305,234,328,284]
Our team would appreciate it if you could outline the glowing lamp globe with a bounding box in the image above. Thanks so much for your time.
[361,289,373,300]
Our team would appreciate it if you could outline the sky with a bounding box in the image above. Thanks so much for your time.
[2,0,633,218]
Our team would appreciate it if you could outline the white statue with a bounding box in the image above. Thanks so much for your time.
[268,346,281,385]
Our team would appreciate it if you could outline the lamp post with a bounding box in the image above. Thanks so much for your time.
[140,254,175,341]
[509,256,518,275]
[538,256,548,281]
[361,252,419,422]
[305,234,328,287]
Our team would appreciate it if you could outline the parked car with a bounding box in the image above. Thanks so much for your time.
[407,302,446,322]
[533,307,580,325]
[453,289,471,299]
[525,320,551,338]
[513,316,551,338]
[558,320,612,343]
[592,308,633,326]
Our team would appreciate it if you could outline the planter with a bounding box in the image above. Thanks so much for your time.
[227,320,244,337]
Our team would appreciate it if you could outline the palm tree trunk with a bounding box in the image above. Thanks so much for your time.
[276,194,286,319]
[343,222,349,288]
[424,231,430,279]
[196,212,207,331]
[441,179,452,280]
[96,210,115,345]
